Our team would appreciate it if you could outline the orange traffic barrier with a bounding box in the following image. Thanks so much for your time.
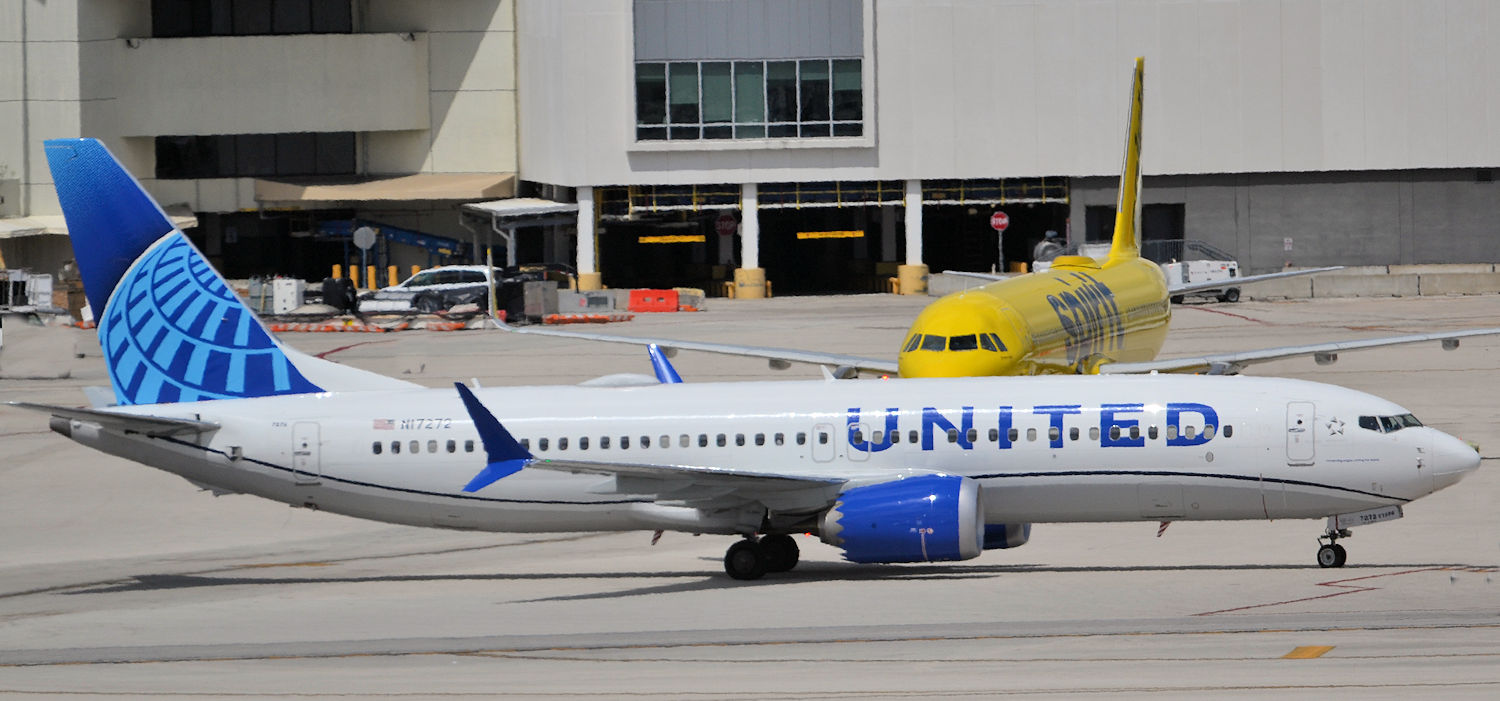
[543,313,635,325]
[628,289,678,312]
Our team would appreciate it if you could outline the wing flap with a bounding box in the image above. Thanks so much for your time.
[1098,327,1500,375]
[1167,266,1344,295]
[7,402,219,436]
[493,320,899,376]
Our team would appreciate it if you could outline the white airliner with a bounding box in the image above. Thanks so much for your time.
[10,139,1482,580]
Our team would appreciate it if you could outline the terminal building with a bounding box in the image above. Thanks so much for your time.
[5,0,1500,298]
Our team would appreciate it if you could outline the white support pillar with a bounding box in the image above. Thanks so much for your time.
[898,179,928,294]
[576,186,601,290]
[740,183,759,269]
[734,182,766,298]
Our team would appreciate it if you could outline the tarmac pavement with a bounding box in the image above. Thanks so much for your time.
[0,294,1497,698]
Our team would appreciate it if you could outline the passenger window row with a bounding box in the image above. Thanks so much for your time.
[521,432,810,453]
[372,439,476,455]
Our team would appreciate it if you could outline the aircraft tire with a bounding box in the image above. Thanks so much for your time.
[1317,544,1346,568]
[725,539,768,580]
[414,294,444,314]
[760,534,800,573]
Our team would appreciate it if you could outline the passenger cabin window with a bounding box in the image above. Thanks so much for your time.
[698,434,709,447]
[1223,425,1233,438]
[579,437,589,450]
[520,438,530,451]
[1070,427,1080,441]
[908,430,919,444]
[680,435,690,447]
[447,440,456,453]
[427,440,437,453]
[601,436,610,449]
[775,433,785,445]
[946,428,958,443]
[716,434,726,447]
[621,436,630,449]
[372,441,382,455]
[1026,428,1037,442]
[852,428,864,443]
[736,434,745,446]
[1203,425,1215,440]
[966,428,978,442]
[538,438,549,451]
[391,440,400,454]
[755,433,765,446]
[559,437,569,451]
[1089,427,1100,441]
[409,440,419,454]
[988,428,998,442]
[796,433,807,445]
[1166,425,1178,440]
[818,431,829,445]
[465,440,475,453]
[1148,426,1159,440]
[1049,427,1061,442]
[1008,428,1019,442]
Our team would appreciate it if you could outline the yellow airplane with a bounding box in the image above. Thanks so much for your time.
[498,58,1498,378]
[899,57,1167,377]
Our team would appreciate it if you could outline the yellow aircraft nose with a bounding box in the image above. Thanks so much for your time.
[897,294,1027,378]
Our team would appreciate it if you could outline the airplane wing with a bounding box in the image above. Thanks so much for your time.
[493,319,899,376]
[1096,327,1500,375]
[941,270,1006,282]
[1167,266,1344,295]
[7,402,220,436]
[524,456,847,512]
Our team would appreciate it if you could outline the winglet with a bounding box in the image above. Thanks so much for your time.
[1106,57,1145,267]
[453,382,532,492]
[648,344,683,384]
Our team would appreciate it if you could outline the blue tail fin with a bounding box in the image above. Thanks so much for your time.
[45,138,323,405]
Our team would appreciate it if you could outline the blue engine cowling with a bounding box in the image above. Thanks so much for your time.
[983,523,1032,549]
[818,474,984,563]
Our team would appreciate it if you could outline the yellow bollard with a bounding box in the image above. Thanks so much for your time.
[410,265,420,280]
[387,266,398,287]
[349,266,360,289]
[332,264,342,280]
[365,266,377,290]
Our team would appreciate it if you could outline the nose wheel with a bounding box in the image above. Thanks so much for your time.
[1316,528,1351,568]
[723,534,801,580]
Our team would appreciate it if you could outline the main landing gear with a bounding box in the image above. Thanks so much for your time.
[1316,527,1351,568]
[723,534,801,580]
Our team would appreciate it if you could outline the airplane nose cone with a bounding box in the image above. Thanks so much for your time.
[1430,432,1481,491]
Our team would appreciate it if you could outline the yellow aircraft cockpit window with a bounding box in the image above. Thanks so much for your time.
[919,334,946,351]
[949,334,979,351]
[902,334,923,352]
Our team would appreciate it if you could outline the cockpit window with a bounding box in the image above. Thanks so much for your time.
[949,334,978,351]
[902,334,923,353]
[919,334,946,351]
[979,334,997,351]
[1359,413,1424,434]
[987,333,1007,351]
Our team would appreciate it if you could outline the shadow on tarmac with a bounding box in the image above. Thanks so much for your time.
[60,560,1494,602]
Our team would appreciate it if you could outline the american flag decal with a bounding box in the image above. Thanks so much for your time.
[373,419,394,430]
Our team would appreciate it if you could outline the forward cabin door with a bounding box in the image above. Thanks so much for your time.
[1285,402,1315,466]
[292,422,322,485]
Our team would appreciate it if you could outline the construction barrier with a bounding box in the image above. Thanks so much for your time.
[628,289,678,312]
[267,321,411,333]
[543,313,635,325]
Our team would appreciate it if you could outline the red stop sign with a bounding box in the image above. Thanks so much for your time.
[990,211,1010,232]
[716,212,738,236]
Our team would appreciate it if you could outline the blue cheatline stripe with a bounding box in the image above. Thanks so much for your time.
[970,469,1406,502]
[153,435,641,507]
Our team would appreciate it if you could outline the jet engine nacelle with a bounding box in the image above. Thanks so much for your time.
[819,474,983,563]
[983,523,1032,549]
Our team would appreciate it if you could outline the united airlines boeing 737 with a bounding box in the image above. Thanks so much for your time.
[9,139,1481,579]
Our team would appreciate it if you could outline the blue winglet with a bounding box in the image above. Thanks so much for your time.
[454,382,532,492]
[648,344,684,384]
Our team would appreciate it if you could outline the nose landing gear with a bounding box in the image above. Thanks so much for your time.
[723,534,802,580]
[1316,527,1351,568]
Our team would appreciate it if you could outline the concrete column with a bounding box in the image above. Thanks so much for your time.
[898,179,928,295]
[734,182,766,299]
[575,185,602,291]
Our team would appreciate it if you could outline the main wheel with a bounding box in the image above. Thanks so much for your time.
[724,539,767,580]
[1317,544,1346,568]
[759,534,800,573]
[414,294,444,313]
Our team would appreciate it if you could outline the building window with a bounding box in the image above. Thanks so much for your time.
[635,59,862,142]
[155,133,355,179]
[152,0,353,38]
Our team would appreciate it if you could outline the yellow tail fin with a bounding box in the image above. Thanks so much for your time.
[1106,57,1145,266]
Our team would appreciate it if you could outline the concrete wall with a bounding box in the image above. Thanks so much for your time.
[1071,170,1500,271]
[109,33,430,137]
[518,0,1500,188]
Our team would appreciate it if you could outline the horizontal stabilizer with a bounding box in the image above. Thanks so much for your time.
[7,401,219,436]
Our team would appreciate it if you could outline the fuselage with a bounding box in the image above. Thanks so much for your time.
[58,374,1477,536]
[898,257,1172,377]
